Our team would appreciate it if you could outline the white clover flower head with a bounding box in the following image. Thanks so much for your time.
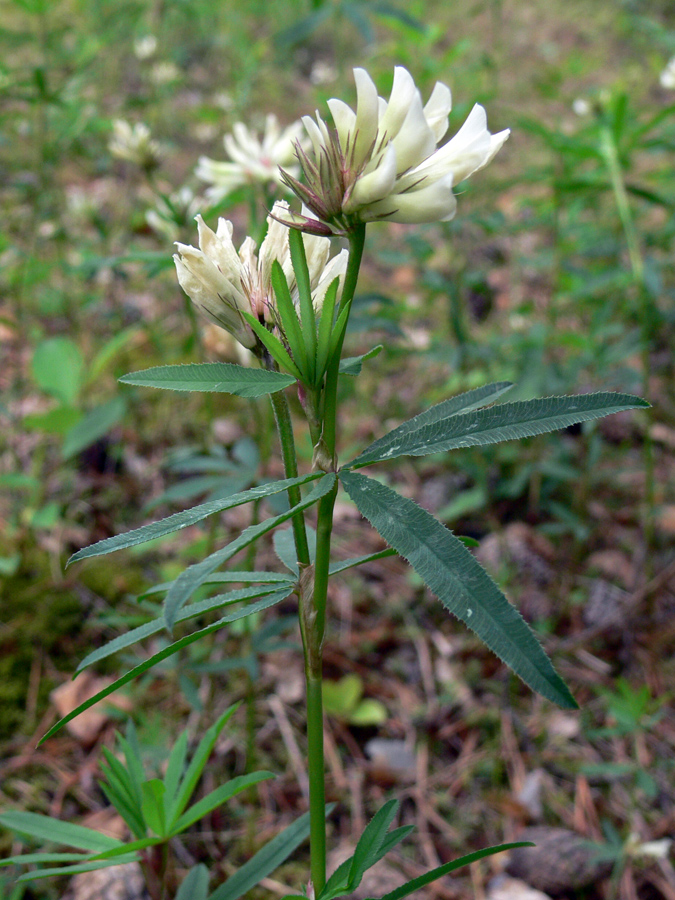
[196,114,305,204]
[174,201,348,354]
[150,61,181,85]
[134,34,157,60]
[660,56,675,90]
[109,120,163,169]
[281,65,510,234]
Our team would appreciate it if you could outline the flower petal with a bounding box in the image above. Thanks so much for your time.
[346,142,397,210]
[423,81,452,141]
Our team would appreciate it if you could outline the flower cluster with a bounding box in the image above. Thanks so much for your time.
[109,120,163,170]
[174,201,348,352]
[281,66,510,234]
[197,115,304,204]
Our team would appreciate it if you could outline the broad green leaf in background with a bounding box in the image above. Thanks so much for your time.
[32,337,84,406]
[119,363,296,397]
[340,471,577,709]
[68,472,322,564]
[348,391,648,469]
[62,395,126,459]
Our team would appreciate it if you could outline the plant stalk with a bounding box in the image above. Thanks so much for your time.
[302,224,366,894]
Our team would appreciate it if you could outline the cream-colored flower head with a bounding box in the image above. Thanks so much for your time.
[282,65,510,233]
[109,120,163,169]
[196,115,305,204]
[174,201,348,352]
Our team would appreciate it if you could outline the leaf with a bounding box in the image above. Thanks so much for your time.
[119,363,296,397]
[349,391,649,468]
[339,345,383,376]
[315,277,340,385]
[328,548,397,575]
[242,313,304,381]
[168,705,240,825]
[0,851,94,868]
[374,842,534,900]
[271,259,310,381]
[274,525,316,574]
[288,229,317,367]
[16,856,139,882]
[163,730,189,819]
[0,812,123,852]
[348,800,399,890]
[170,772,274,835]
[68,472,322,564]
[32,337,83,405]
[176,865,210,900]
[76,584,290,673]
[62,396,126,460]
[39,590,292,745]
[207,808,324,900]
[163,474,335,629]
[340,471,577,709]
[141,780,166,836]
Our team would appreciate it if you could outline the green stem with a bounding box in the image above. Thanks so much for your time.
[600,127,655,558]
[269,389,311,567]
[302,224,366,894]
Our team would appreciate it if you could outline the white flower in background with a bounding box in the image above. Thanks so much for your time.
[134,34,157,60]
[660,56,675,89]
[109,120,163,169]
[150,61,181,85]
[282,65,510,233]
[572,97,591,116]
[146,186,203,242]
[174,201,348,352]
[196,114,304,204]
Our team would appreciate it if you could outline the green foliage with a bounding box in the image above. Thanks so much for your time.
[1,708,276,884]
[322,674,388,726]
[119,363,297,397]
[340,470,577,708]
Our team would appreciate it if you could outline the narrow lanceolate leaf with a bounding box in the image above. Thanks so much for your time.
[68,473,322,565]
[207,808,327,900]
[348,390,648,469]
[169,705,239,825]
[76,584,292,672]
[340,472,577,709]
[339,344,383,377]
[163,474,335,630]
[373,843,534,900]
[170,772,274,835]
[0,812,123,852]
[176,865,210,900]
[16,857,139,883]
[119,363,296,397]
[328,547,397,576]
[39,589,292,745]
[349,800,399,889]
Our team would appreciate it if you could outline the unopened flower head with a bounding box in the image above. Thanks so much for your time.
[281,65,510,234]
[660,56,675,90]
[174,201,348,353]
[109,119,163,170]
[196,115,305,205]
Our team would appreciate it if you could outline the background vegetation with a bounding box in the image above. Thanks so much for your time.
[1,0,674,897]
